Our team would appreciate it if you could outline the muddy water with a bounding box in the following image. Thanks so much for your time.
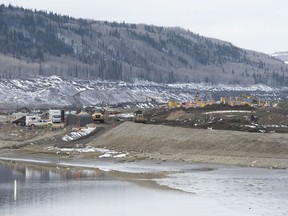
[0,160,287,216]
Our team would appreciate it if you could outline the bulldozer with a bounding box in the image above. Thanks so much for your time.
[92,109,105,123]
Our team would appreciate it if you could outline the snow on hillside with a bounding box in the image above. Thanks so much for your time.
[272,51,288,64]
[0,76,285,109]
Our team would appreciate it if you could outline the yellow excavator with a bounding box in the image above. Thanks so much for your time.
[240,94,257,107]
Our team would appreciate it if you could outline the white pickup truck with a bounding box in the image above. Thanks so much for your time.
[28,119,53,127]
[26,116,53,127]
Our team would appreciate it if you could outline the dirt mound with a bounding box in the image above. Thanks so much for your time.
[89,122,288,163]
[144,104,288,133]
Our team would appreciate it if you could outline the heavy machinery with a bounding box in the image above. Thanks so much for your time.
[133,110,146,123]
[49,109,64,123]
[92,109,105,123]
[240,94,257,107]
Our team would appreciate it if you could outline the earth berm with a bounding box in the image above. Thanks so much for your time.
[87,121,288,169]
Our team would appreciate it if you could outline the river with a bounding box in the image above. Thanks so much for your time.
[0,158,287,216]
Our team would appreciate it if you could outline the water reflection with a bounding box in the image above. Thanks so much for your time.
[0,161,247,216]
[0,162,105,182]
[5,160,287,216]
[13,180,17,201]
[0,161,109,208]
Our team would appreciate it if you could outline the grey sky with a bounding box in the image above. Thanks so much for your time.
[2,0,288,54]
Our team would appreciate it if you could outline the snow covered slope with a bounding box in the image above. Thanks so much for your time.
[272,51,288,64]
[0,76,284,109]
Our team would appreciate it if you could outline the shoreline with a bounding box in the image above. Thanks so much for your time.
[132,152,288,169]
[0,147,287,170]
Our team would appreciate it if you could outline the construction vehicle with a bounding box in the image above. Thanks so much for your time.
[168,101,179,108]
[92,109,105,123]
[133,110,146,123]
[49,109,64,123]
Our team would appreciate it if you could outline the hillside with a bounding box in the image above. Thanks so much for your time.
[272,51,288,64]
[0,75,285,109]
[0,4,288,86]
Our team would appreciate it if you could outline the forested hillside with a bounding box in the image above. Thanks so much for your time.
[272,51,288,64]
[0,4,287,86]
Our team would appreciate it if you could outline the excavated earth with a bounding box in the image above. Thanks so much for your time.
[0,103,288,169]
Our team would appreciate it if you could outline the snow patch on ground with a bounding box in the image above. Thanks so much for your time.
[62,127,96,141]
[109,112,134,119]
[204,110,252,115]
[98,150,128,158]
[46,146,128,158]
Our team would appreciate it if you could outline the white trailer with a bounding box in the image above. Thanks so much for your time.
[49,109,62,123]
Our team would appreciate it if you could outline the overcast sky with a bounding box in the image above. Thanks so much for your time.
[2,0,288,54]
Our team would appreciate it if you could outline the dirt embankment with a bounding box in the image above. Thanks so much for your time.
[1,105,288,169]
[88,121,288,168]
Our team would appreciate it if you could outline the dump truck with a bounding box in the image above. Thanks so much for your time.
[133,110,146,123]
[92,109,105,123]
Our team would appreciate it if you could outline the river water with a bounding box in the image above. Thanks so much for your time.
[0,159,287,216]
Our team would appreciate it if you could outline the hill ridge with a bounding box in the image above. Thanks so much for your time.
[0,4,287,86]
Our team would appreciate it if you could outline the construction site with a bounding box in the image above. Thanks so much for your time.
[0,91,287,169]
[1,90,288,134]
